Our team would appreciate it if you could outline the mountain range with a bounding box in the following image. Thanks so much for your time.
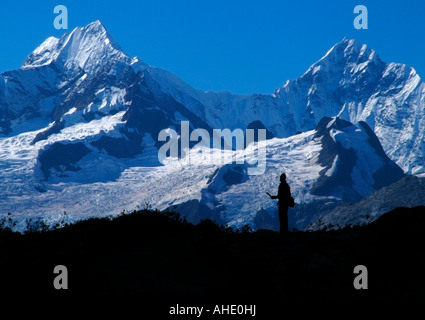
[1,21,424,232]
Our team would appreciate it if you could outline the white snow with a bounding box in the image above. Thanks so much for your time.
[325,156,339,177]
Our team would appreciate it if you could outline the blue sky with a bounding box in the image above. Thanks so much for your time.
[0,0,424,94]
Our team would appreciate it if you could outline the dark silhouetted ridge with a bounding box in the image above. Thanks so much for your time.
[1,206,424,305]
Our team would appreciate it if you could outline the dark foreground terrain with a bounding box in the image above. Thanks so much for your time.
[1,206,424,311]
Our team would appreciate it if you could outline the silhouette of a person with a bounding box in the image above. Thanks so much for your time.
[267,173,292,238]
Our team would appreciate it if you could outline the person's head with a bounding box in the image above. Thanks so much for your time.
[280,173,286,182]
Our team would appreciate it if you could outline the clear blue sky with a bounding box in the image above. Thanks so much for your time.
[0,0,424,94]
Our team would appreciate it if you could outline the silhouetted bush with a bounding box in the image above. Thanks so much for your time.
[197,218,222,233]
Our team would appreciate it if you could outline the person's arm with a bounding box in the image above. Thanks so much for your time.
[266,192,278,199]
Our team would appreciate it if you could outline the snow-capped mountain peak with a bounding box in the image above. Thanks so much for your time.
[325,38,377,62]
[22,20,130,73]
[298,38,383,86]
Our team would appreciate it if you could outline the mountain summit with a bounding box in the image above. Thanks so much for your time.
[312,38,381,70]
[22,20,130,73]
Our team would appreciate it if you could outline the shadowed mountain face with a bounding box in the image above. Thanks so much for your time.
[309,175,425,230]
[38,142,91,180]
[310,117,405,201]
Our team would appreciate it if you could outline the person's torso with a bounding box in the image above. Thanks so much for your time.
[278,182,290,205]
